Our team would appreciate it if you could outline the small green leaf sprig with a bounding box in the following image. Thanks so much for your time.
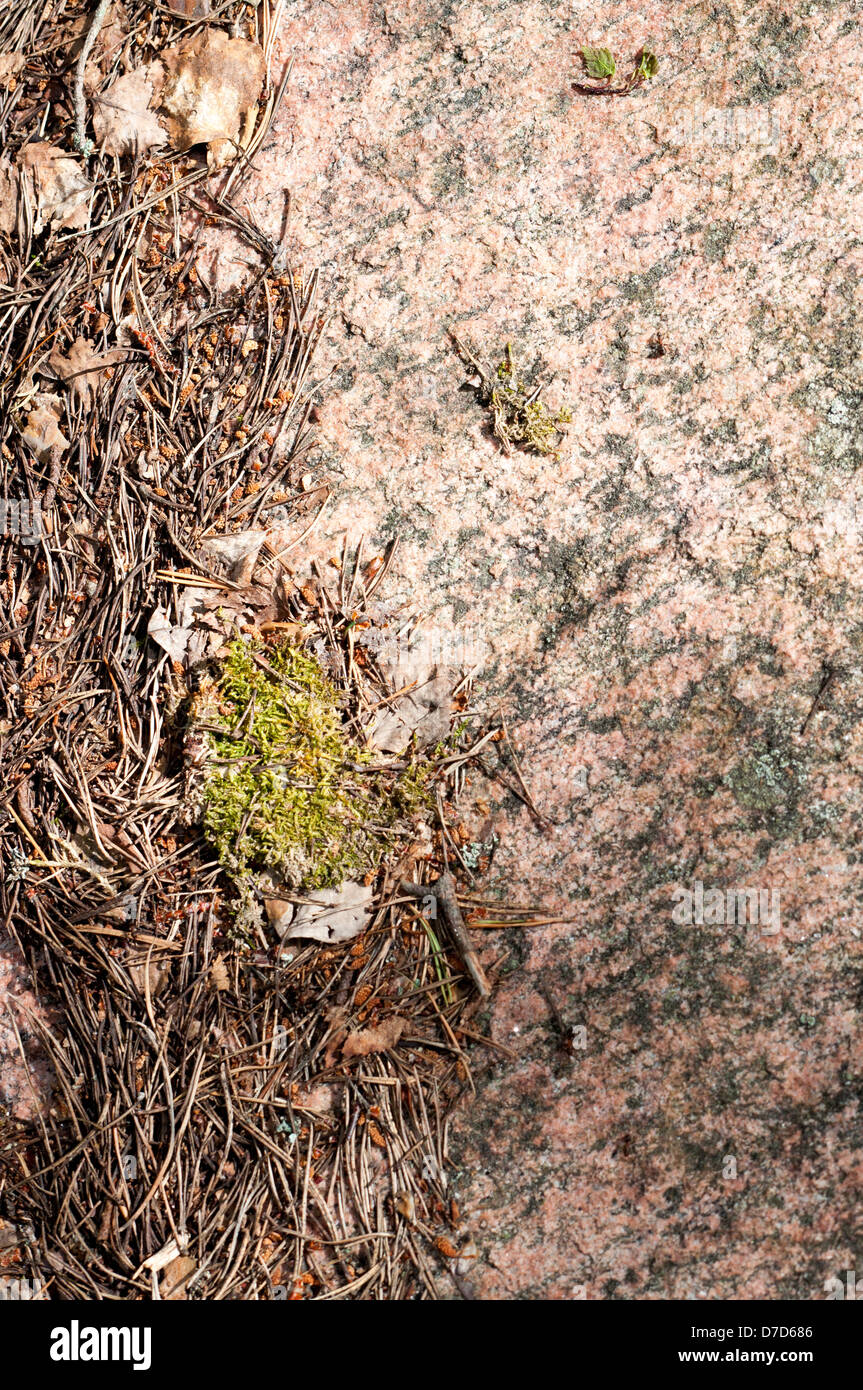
[580,47,616,81]
[577,45,659,94]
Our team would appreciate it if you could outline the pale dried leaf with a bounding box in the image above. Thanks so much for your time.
[20,394,69,462]
[92,64,167,156]
[209,954,229,992]
[176,580,249,669]
[174,584,211,627]
[200,529,266,584]
[128,961,169,997]
[369,634,454,753]
[159,29,264,169]
[168,0,211,14]
[209,99,257,169]
[48,337,124,409]
[0,53,25,85]
[19,143,91,234]
[186,628,221,666]
[147,605,191,663]
[0,159,18,237]
[341,1016,406,1059]
[282,883,373,943]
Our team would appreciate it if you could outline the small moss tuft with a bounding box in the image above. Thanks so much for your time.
[491,344,573,456]
[199,639,431,892]
[451,334,572,458]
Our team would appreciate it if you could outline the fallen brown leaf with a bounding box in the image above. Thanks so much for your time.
[200,528,266,584]
[159,28,264,169]
[18,143,91,234]
[341,1016,407,1060]
[128,960,170,998]
[159,1254,196,1300]
[92,63,167,157]
[48,337,124,409]
[0,52,25,86]
[280,882,373,944]
[147,604,192,664]
[0,159,17,237]
[20,394,69,462]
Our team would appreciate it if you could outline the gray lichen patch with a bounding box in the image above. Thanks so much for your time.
[725,745,800,814]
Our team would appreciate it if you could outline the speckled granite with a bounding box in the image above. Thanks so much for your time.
[226,0,863,1298]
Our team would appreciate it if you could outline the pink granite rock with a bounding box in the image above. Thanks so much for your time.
[226,0,863,1297]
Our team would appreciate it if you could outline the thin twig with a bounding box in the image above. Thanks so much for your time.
[400,872,491,998]
[71,0,112,156]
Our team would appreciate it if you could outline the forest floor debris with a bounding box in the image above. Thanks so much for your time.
[0,0,544,1300]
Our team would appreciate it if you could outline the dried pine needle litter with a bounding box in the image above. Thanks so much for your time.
[0,0,514,1300]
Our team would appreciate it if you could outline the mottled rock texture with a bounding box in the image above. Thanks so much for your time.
[227,0,863,1298]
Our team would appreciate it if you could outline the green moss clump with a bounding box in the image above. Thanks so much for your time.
[490,345,573,456]
[451,334,572,458]
[200,639,430,891]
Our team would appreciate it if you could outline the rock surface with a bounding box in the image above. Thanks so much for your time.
[225,0,863,1298]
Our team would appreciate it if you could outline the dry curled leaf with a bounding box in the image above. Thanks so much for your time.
[128,960,169,998]
[341,1015,406,1059]
[0,159,18,237]
[368,632,456,754]
[92,64,167,156]
[209,954,229,992]
[200,529,266,584]
[147,604,191,663]
[159,28,264,169]
[48,337,124,409]
[20,394,69,462]
[18,143,91,234]
[279,882,374,944]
